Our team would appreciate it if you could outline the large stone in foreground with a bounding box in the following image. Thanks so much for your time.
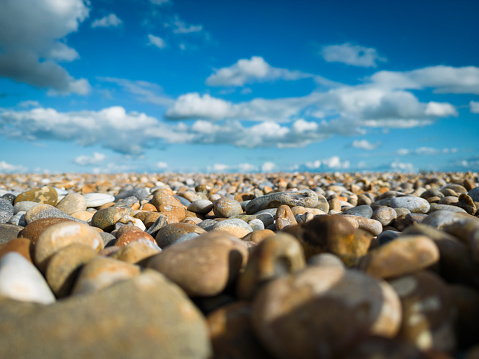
[0,270,212,359]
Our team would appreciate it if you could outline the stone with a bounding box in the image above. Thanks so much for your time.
[155,223,206,248]
[25,204,84,224]
[343,204,373,218]
[469,187,479,202]
[151,190,183,210]
[83,193,115,207]
[34,221,103,273]
[14,186,58,205]
[55,193,87,215]
[449,284,479,349]
[0,198,14,224]
[345,336,429,359]
[372,206,397,226]
[389,271,455,353]
[248,219,264,231]
[429,203,467,213]
[307,252,345,268]
[211,218,253,238]
[1,193,15,204]
[252,266,401,359]
[377,230,400,245]
[115,230,156,247]
[242,229,275,244]
[0,237,32,262]
[114,188,149,201]
[13,200,40,214]
[214,197,243,218]
[246,190,319,214]
[45,243,98,297]
[8,211,26,226]
[188,199,214,214]
[0,270,212,359]
[282,215,372,265]
[207,302,274,359]
[421,210,467,228]
[389,196,430,213]
[91,206,132,231]
[112,241,160,264]
[457,193,477,215]
[342,215,383,236]
[148,231,248,296]
[71,256,140,296]
[275,204,297,231]
[315,194,330,213]
[0,223,23,244]
[237,233,305,300]
[70,210,94,222]
[357,235,439,279]
[0,252,55,304]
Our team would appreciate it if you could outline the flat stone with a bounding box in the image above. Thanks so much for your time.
[55,193,87,215]
[0,270,212,359]
[343,204,373,218]
[45,243,98,298]
[237,233,305,300]
[372,207,397,226]
[13,201,40,214]
[25,204,85,224]
[0,252,55,304]
[211,218,253,238]
[188,199,214,214]
[429,203,467,213]
[0,198,14,224]
[114,188,149,201]
[246,190,319,214]
[342,215,383,236]
[155,223,206,248]
[252,266,401,359]
[389,196,430,213]
[148,231,248,296]
[83,193,115,208]
[0,223,23,244]
[14,186,58,206]
[19,217,74,244]
[72,256,141,296]
[34,221,103,273]
[422,210,471,229]
[214,198,243,218]
[357,235,439,279]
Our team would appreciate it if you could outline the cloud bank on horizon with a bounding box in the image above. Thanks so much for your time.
[0,0,478,174]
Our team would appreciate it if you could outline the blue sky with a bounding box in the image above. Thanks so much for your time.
[0,0,478,174]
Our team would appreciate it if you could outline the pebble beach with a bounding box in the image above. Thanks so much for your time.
[1,171,479,358]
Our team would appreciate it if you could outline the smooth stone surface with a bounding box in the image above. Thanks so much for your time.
[0,237,32,262]
[246,190,319,214]
[214,198,243,218]
[389,196,430,213]
[275,204,297,231]
[421,210,470,229]
[114,188,149,201]
[148,231,248,296]
[83,193,115,208]
[91,206,132,231]
[252,266,401,359]
[237,233,305,300]
[0,223,23,244]
[342,215,383,236]
[14,186,58,206]
[13,200,40,214]
[155,223,206,248]
[377,230,400,245]
[34,221,103,273]
[115,230,156,247]
[112,241,160,264]
[45,243,98,297]
[306,252,345,268]
[248,219,264,231]
[188,199,214,214]
[25,204,84,224]
[0,252,55,304]
[19,217,73,244]
[8,211,26,226]
[55,193,87,215]
[343,204,373,218]
[242,229,275,244]
[429,203,467,213]
[72,256,140,296]
[0,198,14,224]
[372,207,397,226]
[357,235,439,279]
[211,218,253,238]
[469,187,479,202]
[0,270,212,359]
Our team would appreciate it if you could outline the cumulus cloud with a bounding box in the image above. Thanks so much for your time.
[261,162,276,172]
[371,66,479,95]
[165,93,233,120]
[157,161,168,169]
[74,152,106,165]
[0,160,27,173]
[0,0,91,95]
[320,43,386,68]
[390,160,414,172]
[351,139,380,150]
[148,34,166,49]
[91,14,122,28]
[206,56,310,87]
[470,101,479,114]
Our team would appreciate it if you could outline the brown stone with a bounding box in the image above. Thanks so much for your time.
[91,206,132,232]
[14,186,58,206]
[55,193,87,215]
[158,204,186,221]
[275,205,297,231]
[155,223,206,248]
[0,237,33,263]
[213,197,243,218]
[151,190,183,210]
[116,230,156,247]
[112,241,160,264]
[243,229,275,244]
[141,203,157,211]
[19,217,74,244]
[70,211,94,222]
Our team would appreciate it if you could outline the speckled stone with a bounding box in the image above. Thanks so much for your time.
[13,201,40,214]
[357,235,439,279]
[19,217,74,244]
[188,199,214,214]
[389,196,430,214]
[237,233,305,300]
[343,204,373,218]
[25,204,84,224]
[115,230,156,247]
[71,256,140,296]
[91,206,132,231]
[0,270,212,359]
[211,218,253,238]
[0,252,55,304]
[34,221,103,273]
[83,193,115,208]
[45,243,98,298]
[0,223,23,245]
[252,266,401,359]
[112,241,161,264]
[148,231,248,296]
[389,271,455,353]
[115,188,149,202]
[213,198,243,218]
[14,186,58,206]
[275,205,297,231]
[0,198,14,224]
[246,190,319,214]
[55,193,87,215]
[155,223,206,248]
[372,207,397,226]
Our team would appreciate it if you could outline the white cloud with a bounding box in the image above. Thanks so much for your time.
[170,15,203,34]
[305,160,321,169]
[206,56,310,87]
[261,162,276,172]
[238,163,258,172]
[74,152,106,165]
[424,102,457,117]
[148,34,166,49]
[91,14,122,28]
[351,139,380,150]
[165,93,233,120]
[390,160,414,172]
[18,100,40,108]
[470,101,479,114]
[322,156,350,169]
[320,43,386,68]
[397,149,409,155]
[371,66,479,94]
[157,161,168,169]
[397,147,458,156]
[0,0,91,95]
[0,160,27,173]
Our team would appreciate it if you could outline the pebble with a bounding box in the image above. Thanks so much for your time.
[211,218,253,238]
[0,252,55,304]
[0,223,23,244]
[13,200,40,214]
[372,206,397,226]
[275,204,297,231]
[0,198,14,224]
[155,223,206,248]
[25,204,85,224]
[213,197,243,218]
[0,237,32,262]
[111,241,160,264]
[14,186,58,205]
[83,193,115,208]
[389,196,430,213]
[55,193,87,215]
[245,189,319,214]
[188,199,214,214]
[469,186,479,202]
[343,204,373,218]
[91,206,131,231]
[114,188,149,201]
